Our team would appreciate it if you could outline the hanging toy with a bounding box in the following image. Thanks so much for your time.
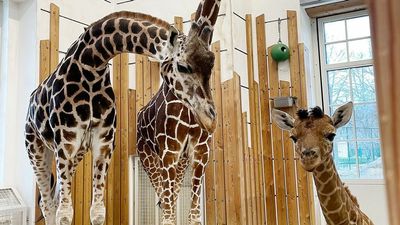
[271,18,290,62]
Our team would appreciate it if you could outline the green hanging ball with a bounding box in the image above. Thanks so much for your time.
[271,42,290,62]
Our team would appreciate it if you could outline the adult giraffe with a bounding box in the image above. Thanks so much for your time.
[136,1,221,225]
[272,102,374,225]
[25,0,220,224]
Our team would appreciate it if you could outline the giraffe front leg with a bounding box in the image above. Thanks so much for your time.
[188,141,210,225]
[55,150,76,225]
[160,150,180,225]
[90,140,114,225]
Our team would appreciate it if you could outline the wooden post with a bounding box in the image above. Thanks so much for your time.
[210,41,227,225]
[222,75,244,225]
[281,81,299,225]
[256,15,277,225]
[35,40,50,225]
[120,53,130,225]
[174,16,184,32]
[242,112,253,225]
[287,10,314,225]
[268,48,287,225]
[49,3,59,71]
[128,89,137,156]
[366,1,400,224]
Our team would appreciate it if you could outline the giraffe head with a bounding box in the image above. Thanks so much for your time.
[272,102,353,171]
[161,21,216,133]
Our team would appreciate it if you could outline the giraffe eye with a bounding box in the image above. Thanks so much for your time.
[326,133,336,141]
[290,136,298,143]
[177,64,193,74]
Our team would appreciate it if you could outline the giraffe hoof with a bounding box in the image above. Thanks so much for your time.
[90,204,105,225]
[91,215,105,225]
[56,216,72,225]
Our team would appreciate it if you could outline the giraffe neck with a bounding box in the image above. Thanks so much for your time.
[72,12,178,69]
[313,156,357,224]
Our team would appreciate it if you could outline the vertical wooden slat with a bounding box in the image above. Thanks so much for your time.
[253,82,264,225]
[367,1,400,224]
[210,41,227,225]
[268,50,287,225]
[256,15,276,225]
[83,152,92,225]
[49,3,59,71]
[74,155,84,225]
[150,61,160,96]
[143,57,152,104]
[242,112,252,225]
[128,89,137,156]
[35,40,50,225]
[298,43,316,225]
[136,55,144,113]
[281,81,299,225]
[120,53,129,225]
[287,10,313,225]
[222,75,244,225]
[174,16,184,32]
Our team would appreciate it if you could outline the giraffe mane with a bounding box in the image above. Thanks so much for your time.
[87,11,172,30]
[343,183,360,208]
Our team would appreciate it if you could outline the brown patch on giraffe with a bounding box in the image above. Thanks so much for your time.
[62,130,76,142]
[64,144,75,155]
[166,137,180,150]
[100,145,111,155]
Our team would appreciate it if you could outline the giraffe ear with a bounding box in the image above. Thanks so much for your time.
[169,26,179,46]
[272,109,295,131]
[332,102,353,128]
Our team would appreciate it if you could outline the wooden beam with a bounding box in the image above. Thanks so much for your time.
[35,40,50,225]
[287,10,314,225]
[306,0,366,18]
[174,16,184,32]
[366,0,400,224]
[112,55,122,225]
[128,89,137,156]
[49,3,59,71]
[242,112,253,225]
[83,151,92,225]
[280,81,299,225]
[135,55,144,113]
[222,75,244,225]
[120,53,129,225]
[256,14,276,225]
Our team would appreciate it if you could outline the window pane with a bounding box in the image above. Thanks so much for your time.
[349,38,372,61]
[351,66,376,103]
[358,141,383,179]
[334,141,358,179]
[347,16,370,39]
[354,104,380,139]
[324,20,346,43]
[330,106,354,140]
[326,42,348,64]
[328,69,350,105]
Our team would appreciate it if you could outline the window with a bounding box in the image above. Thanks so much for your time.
[318,11,383,179]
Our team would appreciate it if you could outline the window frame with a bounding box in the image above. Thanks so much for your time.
[317,10,383,182]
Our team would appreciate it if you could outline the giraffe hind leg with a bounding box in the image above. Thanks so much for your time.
[25,122,57,224]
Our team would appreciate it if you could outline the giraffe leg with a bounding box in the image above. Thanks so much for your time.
[90,138,114,225]
[25,122,57,224]
[160,149,181,225]
[188,142,210,225]
[173,150,190,202]
[138,139,162,199]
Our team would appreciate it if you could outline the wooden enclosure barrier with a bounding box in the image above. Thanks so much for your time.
[367,1,400,225]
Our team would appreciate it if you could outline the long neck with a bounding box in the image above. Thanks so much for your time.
[71,12,177,68]
[313,156,357,225]
[195,0,221,28]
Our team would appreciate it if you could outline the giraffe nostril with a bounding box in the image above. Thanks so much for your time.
[209,107,216,119]
[303,149,317,158]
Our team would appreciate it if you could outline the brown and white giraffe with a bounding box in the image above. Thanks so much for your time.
[272,102,374,225]
[136,1,221,225]
[24,4,219,224]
